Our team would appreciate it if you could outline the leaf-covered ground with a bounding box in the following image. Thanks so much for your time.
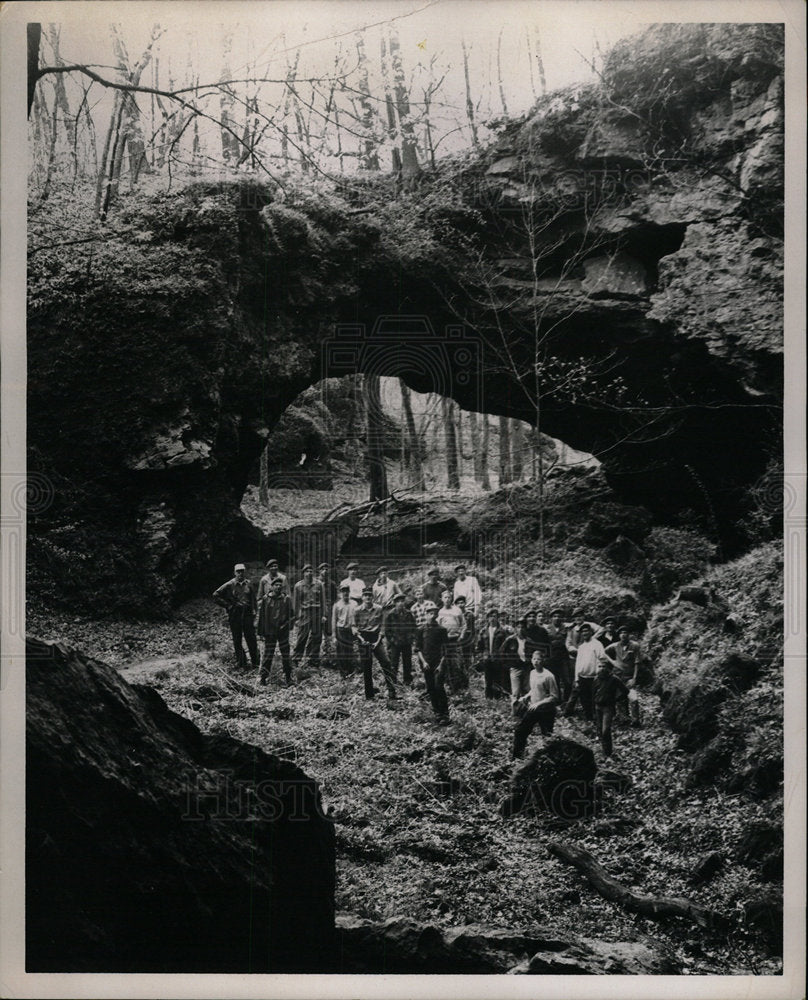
[28,597,782,976]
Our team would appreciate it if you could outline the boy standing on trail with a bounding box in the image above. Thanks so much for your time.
[257,577,293,686]
[409,586,431,628]
[604,625,643,727]
[353,587,397,701]
[437,590,466,692]
[414,604,451,725]
[476,608,509,701]
[564,623,608,722]
[512,646,560,759]
[593,660,629,760]
[213,563,259,671]
[546,608,572,701]
[384,592,417,685]
[331,584,357,675]
[292,564,327,669]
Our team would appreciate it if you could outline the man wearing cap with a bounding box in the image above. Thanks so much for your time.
[422,568,446,609]
[474,609,509,700]
[603,625,643,727]
[257,558,290,601]
[500,616,534,709]
[331,584,357,675]
[318,562,338,633]
[565,622,609,722]
[546,608,573,701]
[352,588,396,700]
[340,562,365,605]
[414,604,451,724]
[372,567,402,612]
[384,592,417,685]
[454,594,474,688]
[256,577,294,685]
[596,615,619,648]
[292,564,327,669]
[213,563,259,671]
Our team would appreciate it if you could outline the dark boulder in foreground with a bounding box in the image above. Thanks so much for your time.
[26,637,335,973]
[501,738,598,819]
[335,914,679,974]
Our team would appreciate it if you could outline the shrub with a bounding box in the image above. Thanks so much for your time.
[640,526,716,602]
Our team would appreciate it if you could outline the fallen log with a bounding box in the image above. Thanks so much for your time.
[547,841,731,932]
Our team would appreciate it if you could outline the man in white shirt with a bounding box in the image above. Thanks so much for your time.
[512,646,559,758]
[331,584,357,675]
[339,562,365,605]
[564,623,608,722]
[452,564,482,617]
[437,590,465,691]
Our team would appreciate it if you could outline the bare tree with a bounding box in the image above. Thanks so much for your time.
[480,415,492,490]
[441,396,460,490]
[460,39,479,147]
[399,379,425,489]
[365,374,388,501]
[498,414,512,485]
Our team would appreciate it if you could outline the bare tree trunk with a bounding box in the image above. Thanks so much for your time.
[468,411,482,483]
[496,28,509,115]
[400,379,424,489]
[389,29,421,191]
[442,397,460,491]
[511,418,524,481]
[365,374,388,501]
[355,33,379,170]
[533,25,547,95]
[379,36,403,184]
[480,414,491,490]
[259,446,269,506]
[498,415,511,485]
[461,38,479,147]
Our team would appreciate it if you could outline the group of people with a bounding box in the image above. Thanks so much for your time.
[213,559,645,758]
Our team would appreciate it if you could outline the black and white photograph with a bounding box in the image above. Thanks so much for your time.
[1,1,805,996]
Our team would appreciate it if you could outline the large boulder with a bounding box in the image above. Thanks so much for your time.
[501,738,598,819]
[26,637,335,973]
[334,914,679,975]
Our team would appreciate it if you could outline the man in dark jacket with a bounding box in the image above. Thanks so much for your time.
[257,576,293,685]
[353,587,396,701]
[545,608,572,701]
[593,660,629,759]
[414,604,450,724]
[500,616,533,713]
[384,592,417,685]
[422,567,446,608]
[213,563,259,670]
[475,608,509,700]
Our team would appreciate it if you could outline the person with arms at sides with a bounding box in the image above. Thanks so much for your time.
[545,607,573,702]
[512,645,559,759]
[603,624,643,728]
[453,564,482,621]
[332,584,357,676]
[565,623,608,722]
[437,589,466,692]
[409,586,431,628]
[414,604,451,725]
[500,615,534,711]
[353,587,397,701]
[454,594,474,688]
[593,659,630,760]
[257,557,290,601]
[595,614,619,648]
[422,567,446,608]
[384,592,417,686]
[475,608,510,701]
[318,562,338,631]
[257,576,294,686]
[373,566,403,611]
[213,563,259,671]
[292,563,327,670]
[339,561,365,605]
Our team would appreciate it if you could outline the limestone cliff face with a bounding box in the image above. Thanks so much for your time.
[27,23,783,610]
